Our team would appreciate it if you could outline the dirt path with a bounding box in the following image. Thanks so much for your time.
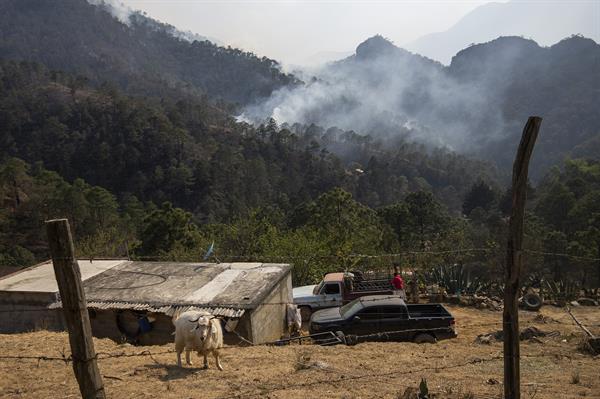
[1,305,599,398]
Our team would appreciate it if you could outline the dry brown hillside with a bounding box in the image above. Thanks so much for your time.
[1,305,599,399]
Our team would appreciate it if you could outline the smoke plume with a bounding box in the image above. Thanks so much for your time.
[241,35,513,153]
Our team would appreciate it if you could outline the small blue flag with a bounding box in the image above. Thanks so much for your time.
[203,241,215,260]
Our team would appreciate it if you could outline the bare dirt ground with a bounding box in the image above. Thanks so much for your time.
[1,305,599,399]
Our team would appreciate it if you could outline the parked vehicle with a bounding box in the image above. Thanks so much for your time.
[293,271,396,319]
[308,295,457,343]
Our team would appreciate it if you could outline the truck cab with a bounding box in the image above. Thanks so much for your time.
[292,273,344,319]
[293,272,395,320]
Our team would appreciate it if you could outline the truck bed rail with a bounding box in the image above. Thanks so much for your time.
[353,279,393,292]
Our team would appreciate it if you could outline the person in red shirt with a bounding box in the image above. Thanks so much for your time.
[392,272,404,290]
[391,272,406,299]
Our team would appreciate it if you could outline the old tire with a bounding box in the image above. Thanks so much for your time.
[299,306,312,322]
[413,333,436,344]
[522,293,542,311]
[344,334,359,346]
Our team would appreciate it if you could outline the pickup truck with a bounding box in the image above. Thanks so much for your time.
[309,295,456,343]
[293,271,396,319]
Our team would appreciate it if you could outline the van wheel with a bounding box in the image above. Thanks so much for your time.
[299,306,312,322]
[413,333,436,344]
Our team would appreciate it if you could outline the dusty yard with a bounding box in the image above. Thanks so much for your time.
[1,305,599,399]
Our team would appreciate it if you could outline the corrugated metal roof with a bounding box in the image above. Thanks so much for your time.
[47,301,245,318]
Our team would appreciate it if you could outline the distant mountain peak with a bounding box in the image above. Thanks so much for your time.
[452,35,540,60]
[355,35,398,60]
[406,0,600,64]
[551,35,599,52]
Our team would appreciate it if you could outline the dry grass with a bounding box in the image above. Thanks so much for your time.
[1,305,599,398]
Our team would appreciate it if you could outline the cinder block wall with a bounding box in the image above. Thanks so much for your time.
[0,291,64,333]
[0,305,64,333]
[249,273,292,344]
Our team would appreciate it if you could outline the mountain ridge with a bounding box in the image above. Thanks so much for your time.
[0,0,297,105]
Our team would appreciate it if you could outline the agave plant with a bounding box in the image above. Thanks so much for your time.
[542,279,580,302]
[424,264,490,296]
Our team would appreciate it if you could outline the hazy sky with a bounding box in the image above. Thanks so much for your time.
[120,0,503,66]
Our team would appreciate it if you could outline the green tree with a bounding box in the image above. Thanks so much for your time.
[535,182,575,232]
[404,190,449,250]
[0,158,32,210]
[261,227,329,285]
[543,231,569,281]
[378,202,410,251]
[574,213,600,289]
[306,188,383,256]
[137,202,202,256]
[462,180,497,216]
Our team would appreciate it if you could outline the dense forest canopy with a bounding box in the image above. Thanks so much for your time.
[0,60,499,220]
[2,155,598,288]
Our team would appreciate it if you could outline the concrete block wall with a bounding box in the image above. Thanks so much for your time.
[249,272,292,344]
[0,304,64,333]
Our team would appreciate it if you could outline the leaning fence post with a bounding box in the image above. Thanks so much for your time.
[503,116,542,399]
[46,219,106,399]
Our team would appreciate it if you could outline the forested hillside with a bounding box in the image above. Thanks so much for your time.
[0,60,497,217]
[0,0,297,104]
[0,59,506,269]
[450,35,600,173]
[3,153,597,288]
[0,60,338,221]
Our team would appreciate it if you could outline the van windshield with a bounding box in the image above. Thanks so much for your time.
[340,299,364,318]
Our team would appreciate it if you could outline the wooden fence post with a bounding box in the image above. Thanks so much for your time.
[46,219,106,399]
[503,116,542,399]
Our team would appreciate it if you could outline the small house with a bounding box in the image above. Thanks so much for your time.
[0,260,292,345]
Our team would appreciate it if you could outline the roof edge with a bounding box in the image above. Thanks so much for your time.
[248,263,293,307]
[0,260,51,282]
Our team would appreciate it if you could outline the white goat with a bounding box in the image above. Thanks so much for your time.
[173,310,224,370]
